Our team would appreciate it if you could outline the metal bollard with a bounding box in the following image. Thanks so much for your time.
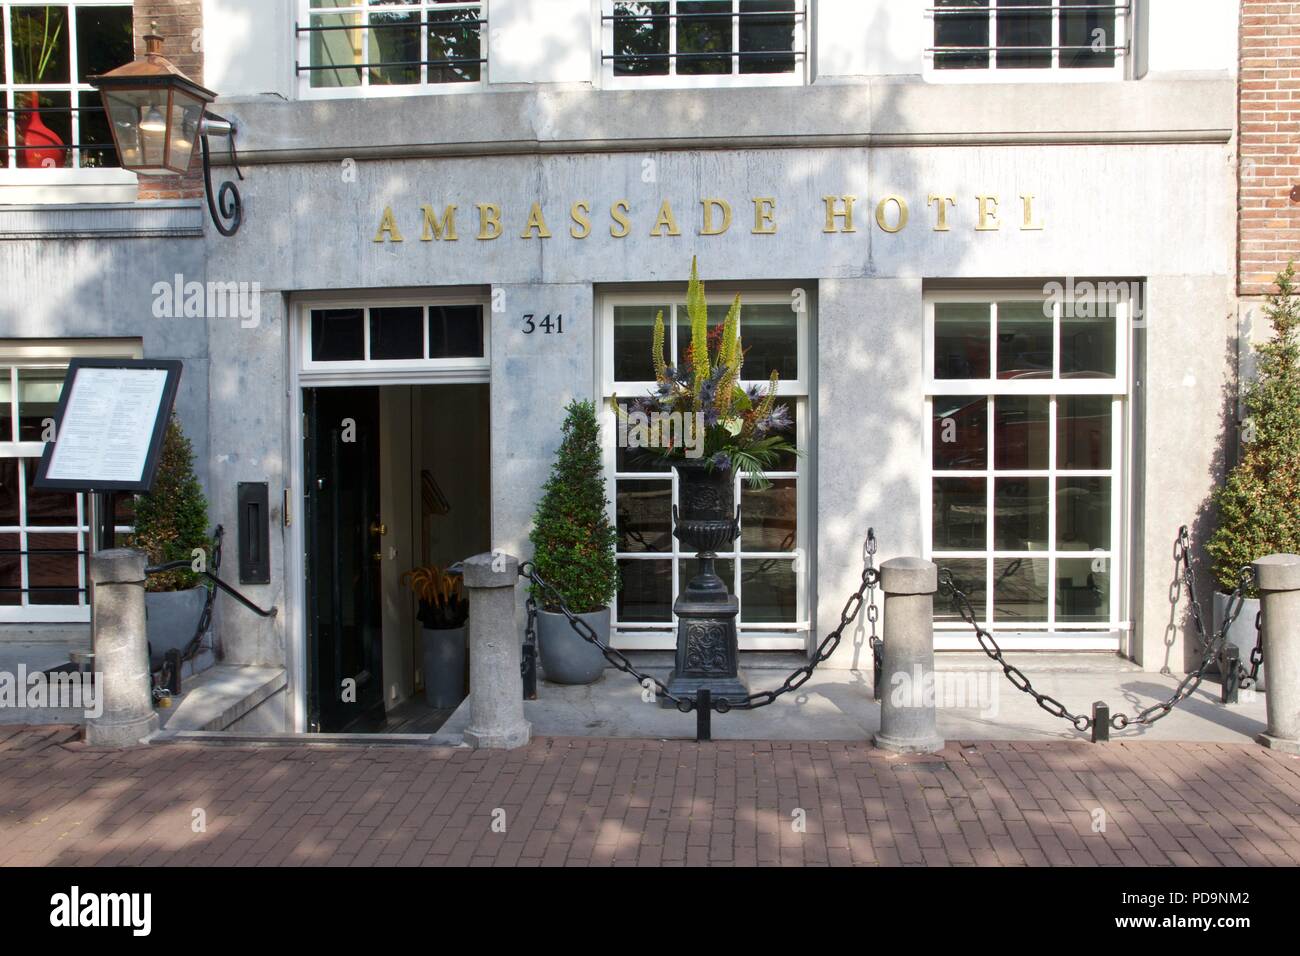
[873,557,945,754]
[462,552,531,749]
[85,549,158,748]
[1253,554,1300,754]
[1091,702,1110,743]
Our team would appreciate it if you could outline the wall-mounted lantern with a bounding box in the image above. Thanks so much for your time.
[89,30,245,236]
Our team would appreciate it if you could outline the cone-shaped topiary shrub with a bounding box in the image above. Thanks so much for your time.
[128,415,211,592]
[529,399,619,613]
[1207,261,1300,592]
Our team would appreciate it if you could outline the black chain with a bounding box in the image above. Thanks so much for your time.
[938,568,1094,733]
[518,530,881,714]
[181,525,223,665]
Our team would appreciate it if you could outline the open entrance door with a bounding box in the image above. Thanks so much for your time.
[303,386,384,732]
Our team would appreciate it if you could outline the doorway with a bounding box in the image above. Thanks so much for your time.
[303,383,490,733]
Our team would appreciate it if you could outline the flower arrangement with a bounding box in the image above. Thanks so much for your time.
[617,258,797,488]
[401,565,469,629]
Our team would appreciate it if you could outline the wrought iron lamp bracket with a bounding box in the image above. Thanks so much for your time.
[199,112,244,237]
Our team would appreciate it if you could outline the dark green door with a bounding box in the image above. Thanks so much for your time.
[304,386,384,732]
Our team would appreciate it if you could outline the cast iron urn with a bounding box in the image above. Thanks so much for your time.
[663,458,748,705]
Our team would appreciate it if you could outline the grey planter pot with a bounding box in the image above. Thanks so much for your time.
[422,625,467,709]
[1214,592,1264,690]
[537,607,609,685]
[145,586,209,670]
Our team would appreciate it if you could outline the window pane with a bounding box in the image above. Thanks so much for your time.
[997,301,1053,379]
[369,306,423,360]
[0,459,16,524]
[1057,556,1109,623]
[428,6,482,84]
[932,395,987,470]
[617,442,673,473]
[613,0,669,76]
[934,303,990,379]
[741,478,796,551]
[677,1,733,75]
[996,0,1051,69]
[1061,0,1115,68]
[993,477,1048,550]
[617,559,672,622]
[1057,477,1111,550]
[311,308,364,361]
[934,0,989,69]
[75,5,133,81]
[25,459,76,526]
[933,477,986,550]
[428,305,484,358]
[310,13,363,88]
[739,0,795,74]
[1061,299,1117,377]
[617,479,672,552]
[993,557,1048,623]
[27,532,79,605]
[16,90,70,169]
[369,10,420,86]
[12,5,70,83]
[614,305,664,381]
[78,91,116,168]
[1057,395,1112,469]
[18,367,64,442]
[741,303,797,381]
[741,559,796,623]
[0,532,17,606]
[0,370,11,442]
[934,557,986,622]
[993,395,1049,471]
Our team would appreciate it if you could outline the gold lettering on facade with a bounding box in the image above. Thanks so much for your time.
[651,200,681,237]
[521,202,552,239]
[374,206,404,243]
[570,201,592,239]
[420,204,457,242]
[610,200,631,238]
[823,195,857,233]
[927,194,956,232]
[1020,194,1044,231]
[875,196,909,234]
[976,196,1000,232]
[700,198,732,236]
[752,197,777,234]
[477,203,503,240]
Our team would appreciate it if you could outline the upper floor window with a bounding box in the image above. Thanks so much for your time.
[927,1,1128,80]
[603,1,807,87]
[297,0,485,97]
[1,1,134,171]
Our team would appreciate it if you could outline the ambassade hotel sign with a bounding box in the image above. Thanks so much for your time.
[371,192,1046,244]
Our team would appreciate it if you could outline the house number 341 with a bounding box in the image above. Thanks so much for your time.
[522,313,564,334]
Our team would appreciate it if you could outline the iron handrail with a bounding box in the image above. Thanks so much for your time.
[144,561,278,619]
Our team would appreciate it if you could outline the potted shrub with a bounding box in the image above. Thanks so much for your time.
[529,399,619,684]
[1207,261,1300,686]
[127,415,212,672]
[401,565,469,708]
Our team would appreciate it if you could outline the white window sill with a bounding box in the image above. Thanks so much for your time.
[0,168,139,206]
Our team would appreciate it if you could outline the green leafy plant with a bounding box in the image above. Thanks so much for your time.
[1207,261,1300,592]
[613,257,797,488]
[128,416,211,593]
[529,399,619,613]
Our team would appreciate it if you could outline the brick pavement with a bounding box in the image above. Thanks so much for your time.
[1,726,1298,867]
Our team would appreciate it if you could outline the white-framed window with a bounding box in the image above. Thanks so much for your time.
[601,1,808,88]
[924,1,1130,82]
[600,289,810,651]
[0,1,138,201]
[299,295,491,381]
[296,0,487,99]
[0,339,141,623]
[923,288,1132,650]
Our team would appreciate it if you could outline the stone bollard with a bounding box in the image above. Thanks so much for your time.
[873,557,945,754]
[462,552,531,749]
[85,549,158,748]
[1253,554,1300,754]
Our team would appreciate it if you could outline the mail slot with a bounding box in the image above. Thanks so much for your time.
[237,482,270,585]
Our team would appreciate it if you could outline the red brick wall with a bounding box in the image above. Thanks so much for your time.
[132,0,205,201]
[1239,1,1300,295]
